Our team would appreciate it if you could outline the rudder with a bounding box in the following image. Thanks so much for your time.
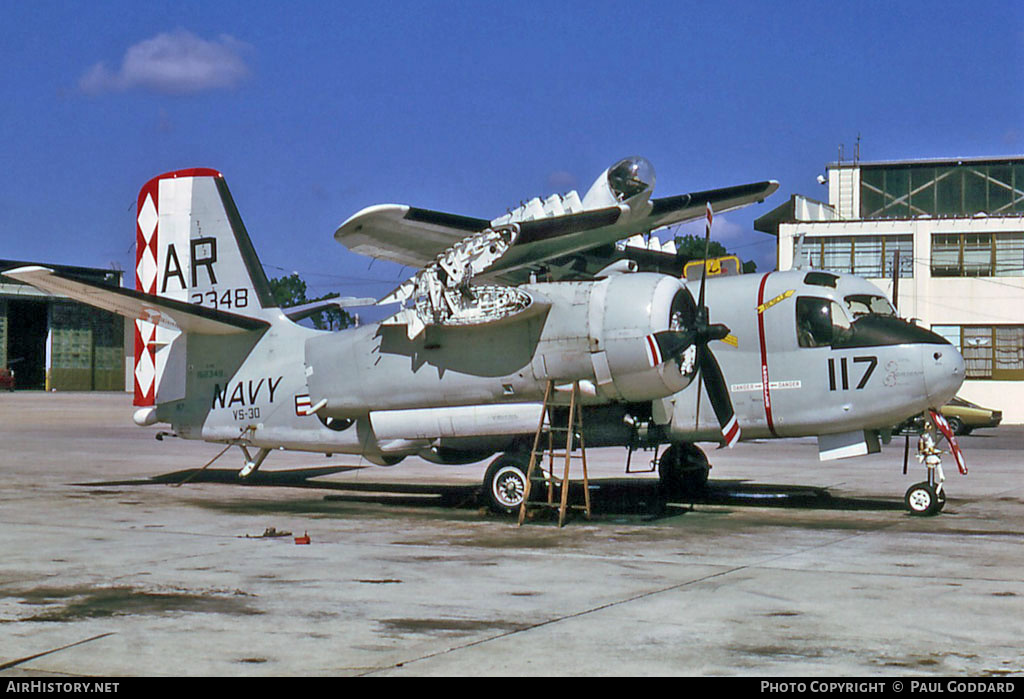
[134,169,275,406]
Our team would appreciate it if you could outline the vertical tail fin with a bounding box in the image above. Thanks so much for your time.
[134,169,275,406]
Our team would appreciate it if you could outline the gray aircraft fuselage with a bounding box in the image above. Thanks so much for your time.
[185,268,963,465]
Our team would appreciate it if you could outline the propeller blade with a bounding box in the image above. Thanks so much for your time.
[644,329,696,367]
[698,202,713,310]
[698,345,740,447]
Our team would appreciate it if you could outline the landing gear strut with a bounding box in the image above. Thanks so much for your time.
[239,446,271,479]
[905,428,947,516]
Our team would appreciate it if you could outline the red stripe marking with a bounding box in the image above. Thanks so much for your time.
[139,168,223,195]
[645,335,661,367]
[723,417,740,446]
[756,273,778,437]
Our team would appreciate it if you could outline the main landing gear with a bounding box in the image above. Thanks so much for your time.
[482,442,712,514]
[482,452,542,514]
[904,428,947,516]
[657,443,710,499]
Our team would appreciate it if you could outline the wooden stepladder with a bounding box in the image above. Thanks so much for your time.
[518,380,591,527]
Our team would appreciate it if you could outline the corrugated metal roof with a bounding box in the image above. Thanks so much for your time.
[828,154,1024,169]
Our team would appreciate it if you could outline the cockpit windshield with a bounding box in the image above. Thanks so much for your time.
[796,296,853,348]
[845,294,896,318]
[796,294,948,349]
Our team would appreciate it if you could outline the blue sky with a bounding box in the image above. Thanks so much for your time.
[1,1,1021,301]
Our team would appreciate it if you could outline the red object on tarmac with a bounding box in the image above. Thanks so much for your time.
[294,531,310,545]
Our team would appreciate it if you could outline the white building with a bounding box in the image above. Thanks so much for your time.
[756,155,1024,423]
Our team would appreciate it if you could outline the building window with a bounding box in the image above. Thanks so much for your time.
[930,232,1024,277]
[862,162,1024,218]
[932,324,1024,380]
[803,234,912,278]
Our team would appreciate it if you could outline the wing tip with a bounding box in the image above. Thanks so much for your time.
[334,204,412,242]
[2,265,55,281]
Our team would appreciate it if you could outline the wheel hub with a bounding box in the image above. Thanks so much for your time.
[494,468,525,507]
[908,488,932,511]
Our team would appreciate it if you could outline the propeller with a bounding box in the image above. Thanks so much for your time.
[644,202,740,447]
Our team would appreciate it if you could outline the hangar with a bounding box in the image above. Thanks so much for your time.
[756,155,1024,423]
[0,259,127,391]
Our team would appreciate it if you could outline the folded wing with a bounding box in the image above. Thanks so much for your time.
[335,166,778,277]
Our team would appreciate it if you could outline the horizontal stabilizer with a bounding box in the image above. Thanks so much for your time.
[3,266,269,335]
[283,296,377,322]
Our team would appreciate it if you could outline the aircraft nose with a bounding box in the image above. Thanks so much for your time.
[923,343,965,408]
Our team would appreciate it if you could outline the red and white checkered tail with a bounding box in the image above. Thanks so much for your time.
[134,169,275,406]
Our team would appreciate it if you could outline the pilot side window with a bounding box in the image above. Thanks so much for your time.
[796,296,853,348]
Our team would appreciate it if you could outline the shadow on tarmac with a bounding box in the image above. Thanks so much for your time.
[81,467,906,517]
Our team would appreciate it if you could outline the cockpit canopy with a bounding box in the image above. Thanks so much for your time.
[796,294,945,349]
[606,157,655,201]
[845,294,896,318]
[796,297,851,348]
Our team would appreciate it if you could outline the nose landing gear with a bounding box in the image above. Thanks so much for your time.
[905,427,947,516]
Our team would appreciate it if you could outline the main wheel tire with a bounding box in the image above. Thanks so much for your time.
[658,443,710,499]
[483,454,539,515]
[905,481,941,516]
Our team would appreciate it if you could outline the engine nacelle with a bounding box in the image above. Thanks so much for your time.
[524,272,696,403]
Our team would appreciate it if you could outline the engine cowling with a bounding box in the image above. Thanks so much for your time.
[524,272,697,402]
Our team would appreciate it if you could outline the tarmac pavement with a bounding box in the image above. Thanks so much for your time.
[0,392,1021,677]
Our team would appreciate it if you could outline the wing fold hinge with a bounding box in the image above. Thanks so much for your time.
[381,223,539,338]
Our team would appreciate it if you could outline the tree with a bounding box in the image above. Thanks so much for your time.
[673,234,757,274]
[269,273,353,331]
[269,273,308,307]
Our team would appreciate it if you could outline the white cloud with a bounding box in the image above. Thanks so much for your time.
[546,170,578,192]
[673,213,746,245]
[79,30,251,95]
